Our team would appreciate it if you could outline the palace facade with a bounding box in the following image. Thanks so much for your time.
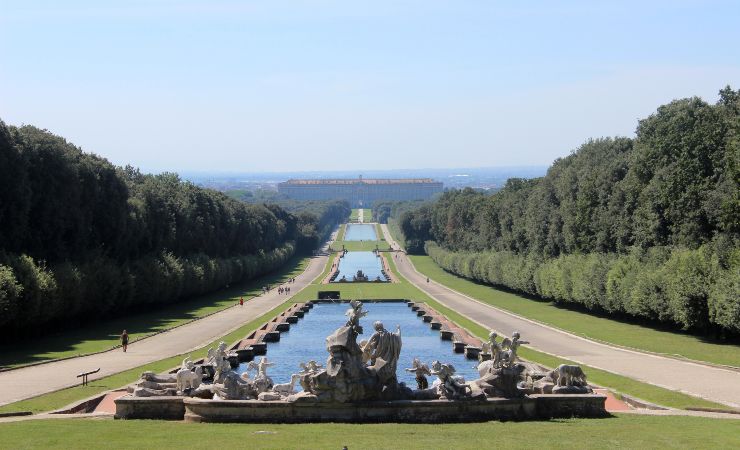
[277,176,443,207]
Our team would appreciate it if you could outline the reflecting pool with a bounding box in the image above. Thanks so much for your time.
[333,251,385,282]
[236,302,480,388]
[344,224,377,241]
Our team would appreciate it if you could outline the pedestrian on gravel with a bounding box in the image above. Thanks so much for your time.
[240,297,244,307]
[121,329,129,352]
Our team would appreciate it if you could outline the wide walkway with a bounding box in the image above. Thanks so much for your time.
[380,224,740,409]
[0,232,337,407]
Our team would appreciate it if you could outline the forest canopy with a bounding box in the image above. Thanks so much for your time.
[0,123,349,341]
[398,87,740,337]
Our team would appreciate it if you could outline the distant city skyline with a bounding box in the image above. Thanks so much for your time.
[1,1,738,172]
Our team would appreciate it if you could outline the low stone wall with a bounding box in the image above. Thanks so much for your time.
[182,395,607,423]
[115,395,186,420]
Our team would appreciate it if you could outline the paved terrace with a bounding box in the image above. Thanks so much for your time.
[380,224,740,409]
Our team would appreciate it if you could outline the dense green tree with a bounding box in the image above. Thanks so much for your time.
[0,122,346,341]
[402,87,739,336]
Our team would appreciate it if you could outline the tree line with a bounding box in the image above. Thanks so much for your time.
[228,190,351,252]
[399,87,739,337]
[0,123,349,341]
[372,200,430,225]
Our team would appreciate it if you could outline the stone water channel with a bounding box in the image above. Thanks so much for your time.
[332,251,386,282]
[344,223,377,241]
[236,301,480,388]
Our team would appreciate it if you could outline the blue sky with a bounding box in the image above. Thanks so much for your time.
[1,1,738,172]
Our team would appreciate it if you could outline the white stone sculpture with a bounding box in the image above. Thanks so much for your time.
[217,370,252,400]
[499,331,529,368]
[299,360,323,374]
[362,321,402,384]
[130,371,178,397]
[430,360,470,400]
[207,341,231,383]
[176,357,203,393]
[272,373,302,395]
[487,331,503,368]
[477,331,506,376]
[247,357,275,393]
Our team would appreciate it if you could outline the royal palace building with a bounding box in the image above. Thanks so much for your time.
[277,176,443,207]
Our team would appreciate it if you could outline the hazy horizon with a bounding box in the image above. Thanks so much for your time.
[2,1,739,172]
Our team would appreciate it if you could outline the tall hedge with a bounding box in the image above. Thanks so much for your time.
[426,241,740,336]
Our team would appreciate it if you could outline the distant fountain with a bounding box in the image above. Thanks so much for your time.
[352,270,369,282]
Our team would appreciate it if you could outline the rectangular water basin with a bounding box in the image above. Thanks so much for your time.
[344,223,377,241]
[236,301,481,388]
[332,251,387,282]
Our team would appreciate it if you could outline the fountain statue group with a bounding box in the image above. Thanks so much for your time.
[128,300,591,402]
[353,270,369,282]
[293,300,405,402]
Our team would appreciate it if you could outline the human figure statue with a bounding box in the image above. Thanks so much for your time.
[299,360,323,374]
[404,358,431,390]
[208,342,228,364]
[500,331,529,368]
[344,300,367,335]
[207,341,231,382]
[363,321,402,384]
[430,360,469,399]
[484,331,503,368]
[258,357,274,377]
[247,357,275,393]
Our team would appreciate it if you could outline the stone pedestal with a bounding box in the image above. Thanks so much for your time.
[182,395,607,423]
[115,396,185,420]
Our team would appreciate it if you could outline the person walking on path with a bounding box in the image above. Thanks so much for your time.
[121,330,129,352]
[239,297,244,307]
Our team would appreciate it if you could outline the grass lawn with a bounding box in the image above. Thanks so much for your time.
[0,257,310,369]
[0,294,304,415]
[1,415,738,449]
[336,223,347,240]
[409,255,740,368]
[350,209,360,221]
[329,240,391,251]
